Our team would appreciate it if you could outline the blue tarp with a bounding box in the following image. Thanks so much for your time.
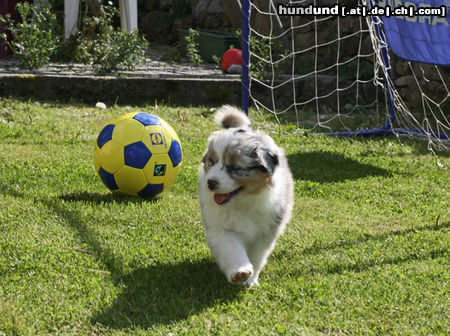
[378,0,450,65]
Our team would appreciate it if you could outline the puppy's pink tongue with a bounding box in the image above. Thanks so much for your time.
[214,193,231,205]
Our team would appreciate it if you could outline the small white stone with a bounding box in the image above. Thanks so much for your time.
[344,103,354,112]
[96,102,107,109]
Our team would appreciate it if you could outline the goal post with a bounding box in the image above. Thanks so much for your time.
[241,0,251,114]
[241,0,450,150]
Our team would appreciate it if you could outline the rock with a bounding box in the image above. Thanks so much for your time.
[427,80,447,94]
[344,103,354,112]
[394,75,415,87]
[141,10,173,43]
[422,64,447,81]
[339,35,360,58]
[96,102,107,109]
[159,0,172,10]
[191,0,227,29]
[192,0,209,17]
[339,17,358,34]
[204,14,223,30]
[206,0,225,14]
[294,31,315,48]
[395,60,409,76]
[400,87,421,106]
[361,35,373,55]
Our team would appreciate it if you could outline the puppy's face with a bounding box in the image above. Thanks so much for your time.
[202,129,279,205]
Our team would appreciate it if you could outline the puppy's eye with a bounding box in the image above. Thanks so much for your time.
[206,158,216,168]
[229,164,241,171]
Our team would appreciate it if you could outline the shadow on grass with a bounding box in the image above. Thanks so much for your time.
[59,191,161,205]
[324,247,448,276]
[1,184,243,328]
[352,135,450,157]
[287,150,391,182]
[278,220,449,277]
[92,260,242,328]
[42,193,243,329]
[298,220,449,258]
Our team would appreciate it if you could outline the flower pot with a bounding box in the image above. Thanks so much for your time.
[178,29,240,63]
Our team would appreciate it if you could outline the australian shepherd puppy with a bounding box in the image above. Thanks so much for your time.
[199,105,294,287]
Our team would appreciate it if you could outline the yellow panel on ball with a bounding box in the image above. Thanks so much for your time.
[112,112,138,123]
[163,162,182,190]
[95,139,124,174]
[112,118,145,146]
[160,119,181,142]
[142,154,173,186]
[141,125,172,154]
[114,166,147,195]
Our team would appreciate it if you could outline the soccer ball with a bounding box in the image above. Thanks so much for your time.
[93,112,183,198]
[221,48,242,74]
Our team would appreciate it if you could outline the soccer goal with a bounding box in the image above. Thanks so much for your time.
[241,0,450,151]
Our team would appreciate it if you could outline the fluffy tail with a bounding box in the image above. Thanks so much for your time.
[214,105,251,129]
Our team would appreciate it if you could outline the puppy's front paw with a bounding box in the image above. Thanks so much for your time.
[230,267,253,284]
[244,276,259,288]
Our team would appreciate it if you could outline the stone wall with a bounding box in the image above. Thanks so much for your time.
[390,54,450,109]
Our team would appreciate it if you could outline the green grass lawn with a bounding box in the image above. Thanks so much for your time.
[0,99,448,335]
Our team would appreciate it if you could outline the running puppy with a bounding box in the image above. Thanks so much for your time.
[199,105,294,287]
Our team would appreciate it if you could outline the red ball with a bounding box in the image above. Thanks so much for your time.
[221,48,242,74]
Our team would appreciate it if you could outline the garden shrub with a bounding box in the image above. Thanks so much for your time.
[0,1,149,73]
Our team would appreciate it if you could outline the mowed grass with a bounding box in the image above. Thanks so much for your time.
[0,99,448,335]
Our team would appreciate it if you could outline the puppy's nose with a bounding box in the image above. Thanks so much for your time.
[207,179,218,191]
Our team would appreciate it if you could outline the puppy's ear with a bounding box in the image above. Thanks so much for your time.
[202,142,218,171]
[202,135,216,165]
[253,147,279,175]
[201,150,208,165]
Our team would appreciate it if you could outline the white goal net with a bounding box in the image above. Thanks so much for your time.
[244,0,450,151]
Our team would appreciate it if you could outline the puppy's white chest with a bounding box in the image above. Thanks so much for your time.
[210,205,277,244]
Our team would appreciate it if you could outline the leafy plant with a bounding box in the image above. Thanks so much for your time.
[235,29,282,80]
[78,28,149,74]
[0,2,59,69]
[185,28,202,67]
[0,1,149,73]
[212,54,221,67]
[74,2,149,73]
[161,49,182,64]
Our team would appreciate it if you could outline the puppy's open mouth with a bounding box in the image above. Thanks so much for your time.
[214,187,244,205]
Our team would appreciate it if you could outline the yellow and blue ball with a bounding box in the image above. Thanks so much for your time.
[93,112,182,198]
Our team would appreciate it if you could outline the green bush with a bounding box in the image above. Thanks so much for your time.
[0,1,149,73]
[0,2,59,69]
[185,28,202,67]
[74,3,149,73]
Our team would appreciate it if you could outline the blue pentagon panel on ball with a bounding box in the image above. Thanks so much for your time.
[97,124,115,148]
[138,183,164,198]
[124,141,152,169]
[98,167,118,190]
[168,139,182,167]
[133,113,160,126]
